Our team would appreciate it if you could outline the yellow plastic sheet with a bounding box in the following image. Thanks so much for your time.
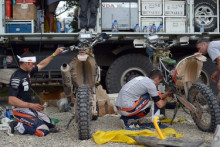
[160,118,185,124]
[93,128,183,145]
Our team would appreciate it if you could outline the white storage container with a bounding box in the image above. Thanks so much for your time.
[141,18,162,31]
[165,1,185,16]
[64,18,74,33]
[141,0,162,16]
[165,18,186,33]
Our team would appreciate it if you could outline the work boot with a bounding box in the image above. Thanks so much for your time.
[79,29,86,33]
[119,116,129,129]
[88,28,95,34]
[8,120,18,134]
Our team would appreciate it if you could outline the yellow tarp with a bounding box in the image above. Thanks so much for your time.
[160,117,185,124]
[93,128,183,145]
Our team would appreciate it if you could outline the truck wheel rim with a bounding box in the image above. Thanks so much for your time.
[195,6,214,26]
[120,68,146,86]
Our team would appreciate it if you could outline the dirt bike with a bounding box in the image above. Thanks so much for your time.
[60,33,108,140]
[133,35,220,132]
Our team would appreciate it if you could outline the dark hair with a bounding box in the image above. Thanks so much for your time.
[196,38,210,45]
[21,51,34,58]
[149,69,164,80]
[19,51,35,64]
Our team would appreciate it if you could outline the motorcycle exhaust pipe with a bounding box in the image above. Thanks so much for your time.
[61,63,72,97]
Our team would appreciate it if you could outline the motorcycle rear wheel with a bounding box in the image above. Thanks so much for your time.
[76,85,91,140]
[188,84,220,132]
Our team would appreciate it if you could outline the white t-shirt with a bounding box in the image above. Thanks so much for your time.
[115,76,158,108]
[208,41,220,63]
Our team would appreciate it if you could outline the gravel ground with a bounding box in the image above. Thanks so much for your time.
[0,106,214,147]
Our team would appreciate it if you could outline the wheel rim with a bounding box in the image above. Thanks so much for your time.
[120,68,147,86]
[195,6,214,26]
[189,88,211,129]
[197,70,210,85]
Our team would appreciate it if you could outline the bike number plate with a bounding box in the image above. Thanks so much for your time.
[77,54,89,61]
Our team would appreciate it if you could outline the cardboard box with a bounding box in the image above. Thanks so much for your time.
[16,0,38,4]
[13,4,37,21]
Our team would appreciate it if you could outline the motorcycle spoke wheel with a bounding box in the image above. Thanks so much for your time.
[188,84,220,132]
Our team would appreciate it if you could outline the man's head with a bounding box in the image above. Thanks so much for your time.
[196,38,210,55]
[149,69,164,86]
[19,52,36,72]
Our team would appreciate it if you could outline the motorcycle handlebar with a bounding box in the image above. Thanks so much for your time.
[146,41,178,50]
[66,33,109,51]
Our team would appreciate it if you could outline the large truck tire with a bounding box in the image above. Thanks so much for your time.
[106,54,153,93]
[188,84,220,132]
[194,0,217,32]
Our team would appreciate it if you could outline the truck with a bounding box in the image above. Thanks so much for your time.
[0,0,220,94]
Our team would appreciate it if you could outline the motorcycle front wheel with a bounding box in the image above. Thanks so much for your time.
[188,84,220,132]
[76,85,91,140]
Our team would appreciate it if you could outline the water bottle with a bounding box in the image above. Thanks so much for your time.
[150,23,156,33]
[6,108,11,119]
[112,20,119,32]
[57,21,61,33]
[200,21,205,33]
[142,26,148,32]
[157,22,163,32]
[3,57,7,69]
[133,24,140,32]
[12,0,16,5]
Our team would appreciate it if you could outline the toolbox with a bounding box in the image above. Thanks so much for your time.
[5,20,37,33]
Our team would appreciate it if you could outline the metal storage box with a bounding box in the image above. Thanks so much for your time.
[5,20,37,33]
[141,0,162,16]
[141,18,162,31]
[165,0,185,16]
[102,0,138,30]
[165,18,186,33]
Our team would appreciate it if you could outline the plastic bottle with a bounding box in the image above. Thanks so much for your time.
[12,0,16,5]
[150,23,156,33]
[112,20,119,32]
[6,107,11,119]
[133,24,140,32]
[142,26,148,32]
[3,57,7,69]
[200,21,205,33]
[57,21,61,33]
[157,22,163,32]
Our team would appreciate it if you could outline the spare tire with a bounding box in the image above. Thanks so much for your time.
[106,54,153,93]
[194,0,217,32]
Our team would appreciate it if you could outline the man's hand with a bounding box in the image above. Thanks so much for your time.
[164,91,172,98]
[29,103,44,111]
[166,96,173,102]
[54,47,65,56]
[211,71,218,83]
[194,52,202,56]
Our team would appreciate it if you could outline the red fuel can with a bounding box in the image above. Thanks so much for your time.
[6,0,12,19]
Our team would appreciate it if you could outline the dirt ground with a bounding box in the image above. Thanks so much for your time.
[0,103,214,147]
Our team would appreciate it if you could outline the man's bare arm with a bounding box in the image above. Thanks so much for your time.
[211,57,220,82]
[9,96,43,111]
[37,47,64,71]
